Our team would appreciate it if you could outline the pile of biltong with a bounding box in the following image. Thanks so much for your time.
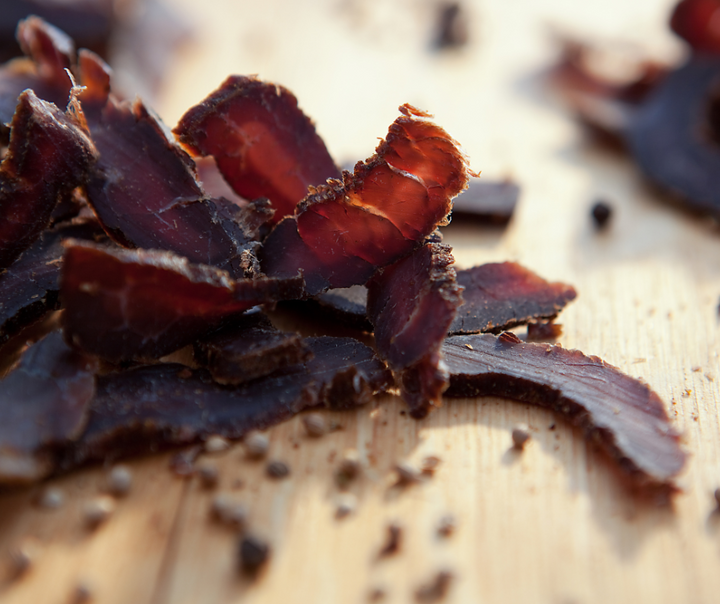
[0,17,685,492]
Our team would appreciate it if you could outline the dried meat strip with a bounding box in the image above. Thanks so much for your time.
[174,75,341,223]
[0,89,97,269]
[61,336,391,467]
[367,243,463,418]
[0,16,74,135]
[626,57,720,217]
[282,284,373,333]
[194,311,312,385]
[61,241,304,363]
[449,262,577,335]
[450,178,520,225]
[0,219,107,347]
[443,333,686,489]
[0,330,98,484]
[261,104,474,295]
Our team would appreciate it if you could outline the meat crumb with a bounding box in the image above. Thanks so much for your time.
[511,424,531,449]
[714,487,720,509]
[266,460,290,479]
[336,449,361,488]
[205,435,230,454]
[244,432,269,459]
[420,456,442,477]
[71,581,93,603]
[37,486,65,509]
[437,514,457,538]
[591,200,613,228]
[368,587,387,601]
[335,493,358,519]
[106,465,132,496]
[239,535,270,575]
[378,523,402,557]
[210,494,247,529]
[302,413,326,437]
[197,463,219,488]
[394,462,421,485]
[83,496,115,528]
[415,570,454,602]
[8,542,36,578]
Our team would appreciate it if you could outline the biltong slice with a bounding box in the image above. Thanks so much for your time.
[0,89,97,269]
[627,57,720,217]
[280,284,373,333]
[443,333,686,488]
[368,243,463,418]
[61,241,304,363]
[61,336,391,468]
[0,16,74,133]
[450,178,520,225]
[0,219,107,347]
[261,104,474,295]
[174,75,341,223]
[0,330,98,484]
[194,311,312,385]
[449,262,577,335]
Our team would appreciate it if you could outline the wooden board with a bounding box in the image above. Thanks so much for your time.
[3,1,720,603]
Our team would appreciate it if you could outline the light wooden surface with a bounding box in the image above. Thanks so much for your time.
[3,1,720,603]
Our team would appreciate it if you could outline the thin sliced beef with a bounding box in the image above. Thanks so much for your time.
[0,331,98,484]
[61,336,391,468]
[368,243,463,418]
[443,333,686,489]
[174,75,341,223]
[450,178,520,225]
[0,219,107,346]
[61,241,304,363]
[194,311,312,385]
[0,89,97,269]
[261,104,475,295]
[449,262,577,335]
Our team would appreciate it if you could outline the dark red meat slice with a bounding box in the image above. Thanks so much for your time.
[449,262,577,335]
[450,178,519,225]
[0,16,74,133]
[526,321,563,341]
[194,311,312,385]
[671,0,720,53]
[0,330,98,484]
[367,243,463,418]
[443,333,686,489]
[291,285,373,332]
[0,219,107,347]
[261,104,474,295]
[61,241,304,363]
[549,40,668,147]
[0,89,97,269]
[627,57,720,217]
[173,75,340,223]
[61,336,391,467]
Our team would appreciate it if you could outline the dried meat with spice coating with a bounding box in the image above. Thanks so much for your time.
[0,89,97,269]
[368,243,463,418]
[261,104,475,296]
[174,75,341,223]
[0,330,98,484]
[61,241,304,363]
[443,332,686,489]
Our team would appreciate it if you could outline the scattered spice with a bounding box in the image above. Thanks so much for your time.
[378,523,402,557]
[204,435,230,454]
[302,413,326,437]
[368,587,387,602]
[335,449,361,489]
[420,456,442,477]
[512,424,531,449]
[266,460,290,479]
[83,496,115,528]
[591,200,613,228]
[335,493,357,519]
[239,535,271,575]
[244,432,269,459]
[437,514,457,538]
[394,462,421,485]
[197,463,219,489]
[37,486,65,509]
[106,465,132,497]
[210,494,247,529]
[415,570,454,602]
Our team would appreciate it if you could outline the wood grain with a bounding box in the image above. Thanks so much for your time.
[3,0,720,603]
